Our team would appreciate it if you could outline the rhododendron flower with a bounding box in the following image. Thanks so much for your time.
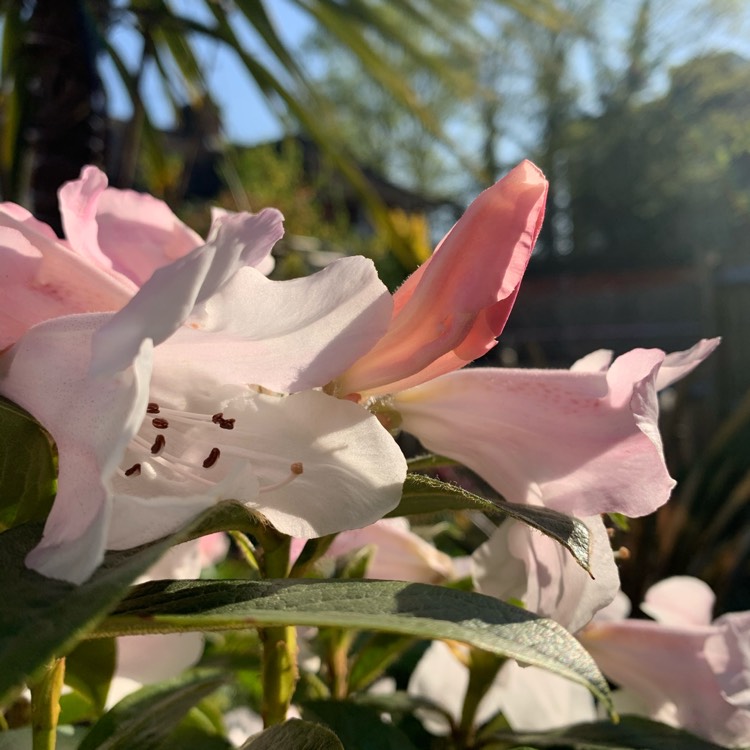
[408,640,596,735]
[580,577,750,748]
[472,514,619,634]
[0,209,406,584]
[0,166,272,348]
[464,340,718,631]
[106,533,229,707]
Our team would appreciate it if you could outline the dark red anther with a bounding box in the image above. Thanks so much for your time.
[203,447,221,468]
[147,402,160,414]
[212,412,224,423]
[151,434,166,455]
[219,418,235,430]
[125,463,141,477]
[152,417,169,429]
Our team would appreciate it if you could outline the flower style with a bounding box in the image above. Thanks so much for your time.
[579,576,750,747]
[0,166,272,348]
[1,208,407,584]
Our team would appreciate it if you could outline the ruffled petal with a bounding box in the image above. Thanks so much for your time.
[90,208,284,377]
[57,166,115,269]
[164,255,393,393]
[394,353,674,517]
[0,314,152,583]
[0,212,135,347]
[580,618,749,746]
[234,391,406,538]
[339,161,547,396]
[210,207,275,276]
[94,181,203,285]
[654,337,721,391]
[473,515,620,633]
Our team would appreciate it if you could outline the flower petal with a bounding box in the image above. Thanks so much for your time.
[654,337,721,391]
[394,352,674,517]
[339,161,547,396]
[473,515,620,633]
[493,660,597,731]
[325,518,459,583]
[0,213,135,348]
[90,208,284,377]
[234,390,407,538]
[641,576,716,627]
[0,314,153,583]
[93,180,203,285]
[163,255,393,393]
[580,617,750,747]
[106,389,406,549]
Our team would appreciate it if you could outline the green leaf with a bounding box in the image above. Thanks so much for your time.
[0,504,244,705]
[159,706,233,750]
[301,700,418,750]
[240,718,343,750]
[78,670,227,750]
[490,716,730,750]
[0,726,86,750]
[348,633,416,692]
[97,578,612,712]
[64,638,116,714]
[0,396,57,530]
[391,474,593,575]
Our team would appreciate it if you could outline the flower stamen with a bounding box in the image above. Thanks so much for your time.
[150,434,166,455]
[203,447,221,468]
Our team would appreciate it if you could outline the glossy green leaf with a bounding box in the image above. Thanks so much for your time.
[241,718,343,749]
[0,396,57,530]
[78,670,227,750]
[490,716,729,750]
[96,578,612,711]
[0,503,243,704]
[301,700,418,750]
[391,473,593,574]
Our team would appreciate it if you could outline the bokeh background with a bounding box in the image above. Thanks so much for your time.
[2,0,749,612]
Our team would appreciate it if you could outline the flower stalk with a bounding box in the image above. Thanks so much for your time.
[258,532,298,726]
[30,657,65,750]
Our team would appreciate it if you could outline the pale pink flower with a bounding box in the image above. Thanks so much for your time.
[1,208,406,583]
[579,576,750,748]
[408,640,596,735]
[336,160,548,397]
[464,341,718,632]
[292,517,467,583]
[0,166,272,348]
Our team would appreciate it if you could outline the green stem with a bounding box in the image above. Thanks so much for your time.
[456,651,504,748]
[258,533,298,727]
[30,658,65,750]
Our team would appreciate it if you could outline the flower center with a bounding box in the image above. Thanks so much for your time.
[117,399,304,495]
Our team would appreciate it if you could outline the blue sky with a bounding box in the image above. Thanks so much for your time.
[100,0,750,156]
[103,0,314,145]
